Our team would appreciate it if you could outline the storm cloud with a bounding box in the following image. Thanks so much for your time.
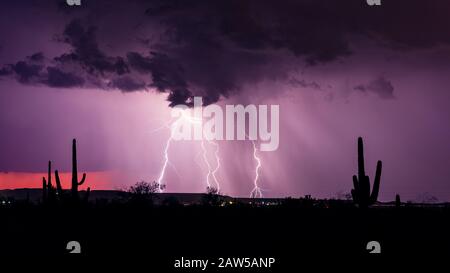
[1,0,450,106]
[55,19,129,76]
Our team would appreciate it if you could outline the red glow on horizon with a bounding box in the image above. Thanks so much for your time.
[0,171,115,190]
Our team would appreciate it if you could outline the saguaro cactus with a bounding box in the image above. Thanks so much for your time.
[395,194,401,208]
[42,161,56,203]
[351,137,382,208]
[70,139,86,200]
[42,177,47,202]
[55,139,87,202]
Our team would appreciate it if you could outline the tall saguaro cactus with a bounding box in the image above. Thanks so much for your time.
[55,139,87,202]
[351,137,382,208]
[71,139,86,200]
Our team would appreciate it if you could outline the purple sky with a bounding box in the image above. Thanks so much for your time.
[1,0,450,201]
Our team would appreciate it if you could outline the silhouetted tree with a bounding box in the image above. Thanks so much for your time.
[351,137,382,208]
[335,191,353,201]
[202,186,221,206]
[127,181,164,206]
[281,196,317,208]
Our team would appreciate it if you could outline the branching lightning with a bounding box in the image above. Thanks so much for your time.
[156,110,222,193]
[154,110,264,197]
[180,111,222,191]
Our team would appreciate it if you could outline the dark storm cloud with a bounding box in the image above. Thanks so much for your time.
[108,76,146,92]
[0,66,12,76]
[289,78,321,90]
[142,0,450,57]
[1,0,450,105]
[127,51,193,106]
[0,52,84,88]
[131,0,450,105]
[354,77,395,99]
[10,61,44,84]
[27,52,45,62]
[44,67,84,88]
[2,52,46,83]
[56,19,129,76]
[0,19,131,90]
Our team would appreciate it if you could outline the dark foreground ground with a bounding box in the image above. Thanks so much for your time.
[1,202,450,270]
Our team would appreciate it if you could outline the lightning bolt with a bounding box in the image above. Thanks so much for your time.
[203,139,221,192]
[178,110,221,192]
[155,108,265,197]
[155,116,262,197]
[249,140,263,198]
[200,140,212,189]
[155,119,177,193]
[156,110,222,193]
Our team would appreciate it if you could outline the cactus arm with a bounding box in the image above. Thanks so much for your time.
[370,160,382,204]
[352,175,360,204]
[78,173,86,185]
[351,189,358,204]
[55,170,64,196]
[352,176,359,202]
[352,175,359,193]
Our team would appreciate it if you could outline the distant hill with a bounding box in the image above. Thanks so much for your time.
[1,188,450,208]
[0,188,237,205]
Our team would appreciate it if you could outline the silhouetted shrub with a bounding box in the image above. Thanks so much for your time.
[127,181,164,206]
[201,186,221,206]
